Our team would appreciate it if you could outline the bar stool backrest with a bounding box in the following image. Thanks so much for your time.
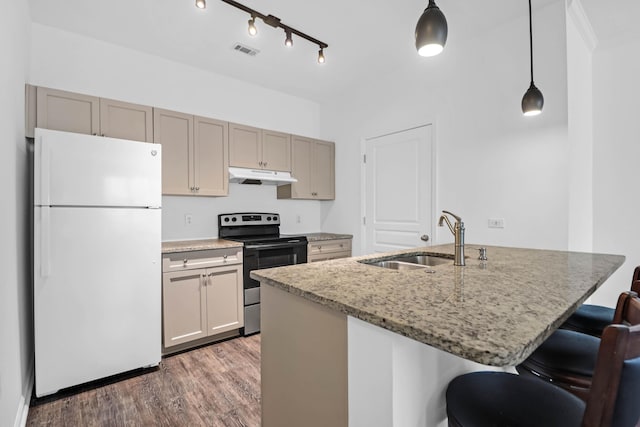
[583,292,640,427]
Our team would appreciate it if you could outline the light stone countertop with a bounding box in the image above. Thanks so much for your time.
[304,233,353,242]
[161,238,243,254]
[251,244,625,366]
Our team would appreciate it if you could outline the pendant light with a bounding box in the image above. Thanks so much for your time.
[415,0,448,57]
[522,0,544,116]
[195,0,206,9]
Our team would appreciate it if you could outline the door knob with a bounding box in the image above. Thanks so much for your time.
[420,235,430,242]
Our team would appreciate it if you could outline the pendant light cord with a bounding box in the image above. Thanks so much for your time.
[528,0,534,84]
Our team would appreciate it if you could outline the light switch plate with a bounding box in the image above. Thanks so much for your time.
[488,218,505,228]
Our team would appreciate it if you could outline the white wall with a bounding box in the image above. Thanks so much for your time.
[591,37,640,304]
[566,3,595,253]
[0,1,32,426]
[29,23,324,240]
[321,2,569,255]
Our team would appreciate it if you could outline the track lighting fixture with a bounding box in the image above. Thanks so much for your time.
[212,0,329,63]
[195,0,206,9]
[415,0,448,57]
[285,30,293,47]
[248,16,258,37]
[522,0,544,116]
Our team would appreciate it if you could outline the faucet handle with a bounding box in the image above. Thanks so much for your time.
[442,210,462,223]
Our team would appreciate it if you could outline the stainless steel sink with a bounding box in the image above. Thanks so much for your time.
[368,260,432,271]
[361,254,453,271]
[390,255,452,267]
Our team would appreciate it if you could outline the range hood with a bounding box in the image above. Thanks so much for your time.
[229,167,297,185]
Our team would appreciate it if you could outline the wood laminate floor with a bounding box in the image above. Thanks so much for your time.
[27,335,261,427]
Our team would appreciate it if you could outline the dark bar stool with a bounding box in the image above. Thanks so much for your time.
[516,290,640,400]
[446,305,640,426]
[561,266,640,337]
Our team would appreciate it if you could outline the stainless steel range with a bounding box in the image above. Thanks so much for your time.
[218,213,307,335]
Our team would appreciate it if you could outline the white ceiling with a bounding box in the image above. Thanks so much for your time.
[27,0,636,104]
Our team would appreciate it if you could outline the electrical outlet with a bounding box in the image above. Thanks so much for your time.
[185,214,193,226]
[296,215,301,224]
[488,218,505,229]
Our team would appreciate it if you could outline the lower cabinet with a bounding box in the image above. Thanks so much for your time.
[308,239,352,262]
[162,248,243,352]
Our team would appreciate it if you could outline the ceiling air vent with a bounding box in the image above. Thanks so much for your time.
[232,43,260,57]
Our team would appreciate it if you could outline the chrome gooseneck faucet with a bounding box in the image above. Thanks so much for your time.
[438,210,465,266]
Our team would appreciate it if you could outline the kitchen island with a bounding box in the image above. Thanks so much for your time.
[251,244,625,427]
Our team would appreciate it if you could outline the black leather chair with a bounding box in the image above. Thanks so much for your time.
[516,290,640,400]
[561,266,640,337]
[446,310,640,426]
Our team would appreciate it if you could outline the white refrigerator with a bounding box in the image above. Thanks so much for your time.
[34,128,162,397]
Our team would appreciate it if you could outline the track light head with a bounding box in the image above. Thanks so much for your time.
[415,0,448,57]
[285,30,293,47]
[318,48,325,64]
[248,16,258,36]
[195,0,206,9]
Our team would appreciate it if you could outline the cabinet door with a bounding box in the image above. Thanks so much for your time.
[154,108,194,195]
[262,130,291,172]
[163,270,208,347]
[289,136,314,198]
[229,123,262,169]
[36,87,99,135]
[205,264,244,335]
[194,116,229,196]
[99,98,153,142]
[312,141,335,200]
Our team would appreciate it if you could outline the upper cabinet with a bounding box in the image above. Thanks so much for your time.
[229,123,291,172]
[154,108,228,197]
[278,136,335,200]
[26,85,334,201]
[29,86,153,142]
[35,87,99,136]
[99,98,153,142]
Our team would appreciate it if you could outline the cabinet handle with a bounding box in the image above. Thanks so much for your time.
[263,162,267,167]
[223,255,228,263]
[195,187,200,191]
[92,133,97,136]
[183,259,188,266]
[101,134,105,137]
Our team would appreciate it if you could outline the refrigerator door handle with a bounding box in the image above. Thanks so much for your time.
[40,207,51,278]
[38,136,51,206]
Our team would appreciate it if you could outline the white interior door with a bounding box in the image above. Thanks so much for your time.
[364,125,434,254]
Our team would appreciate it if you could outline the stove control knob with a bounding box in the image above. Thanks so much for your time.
[273,215,278,221]
[232,217,237,222]
[266,216,271,221]
[224,217,230,222]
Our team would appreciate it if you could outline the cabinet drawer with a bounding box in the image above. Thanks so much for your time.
[162,248,242,273]
[308,250,352,263]
[308,239,352,256]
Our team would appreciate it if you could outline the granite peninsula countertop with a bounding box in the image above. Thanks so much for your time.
[162,238,243,254]
[251,244,624,366]
[304,233,353,242]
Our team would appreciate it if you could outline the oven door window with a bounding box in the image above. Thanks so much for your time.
[243,245,307,289]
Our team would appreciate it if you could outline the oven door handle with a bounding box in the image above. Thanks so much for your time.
[244,240,307,250]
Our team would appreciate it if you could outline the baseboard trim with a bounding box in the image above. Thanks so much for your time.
[14,361,34,427]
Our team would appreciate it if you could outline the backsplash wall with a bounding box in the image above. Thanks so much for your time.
[162,183,322,240]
